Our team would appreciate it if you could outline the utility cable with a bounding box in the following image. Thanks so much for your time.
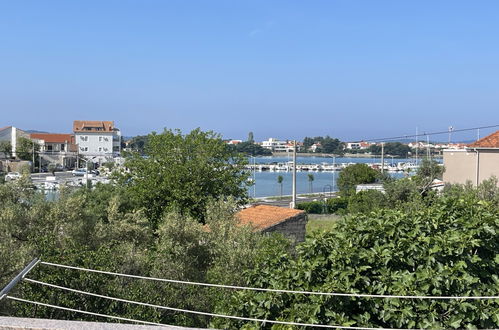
[39,261,499,300]
[6,295,162,326]
[20,278,397,330]
[359,124,499,143]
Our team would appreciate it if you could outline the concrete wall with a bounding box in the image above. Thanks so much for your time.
[0,160,31,173]
[443,149,499,185]
[263,213,308,243]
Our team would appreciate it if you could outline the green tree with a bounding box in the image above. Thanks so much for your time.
[277,175,283,197]
[303,137,315,150]
[126,135,149,154]
[369,142,411,157]
[414,158,445,194]
[120,128,250,225]
[16,137,39,162]
[47,163,56,175]
[337,163,379,195]
[216,193,499,329]
[0,141,12,158]
[307,173,314,193]
[232,141,272,156]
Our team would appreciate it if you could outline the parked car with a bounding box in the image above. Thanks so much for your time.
[72,168,87,176]
[5,172,21,181]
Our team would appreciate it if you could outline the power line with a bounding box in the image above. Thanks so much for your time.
[19,279,396,330]
[355,124,499,143]
[6,296,162,326]
[39,261,499,300]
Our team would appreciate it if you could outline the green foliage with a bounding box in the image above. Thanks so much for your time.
[216,193,499,329]
[308,173,314,193]
[369,142,411,157]
[120,128,250,226]
[302,136,344,154]
[326,196,349,214]
[126,135,149,154]
[296,197,349,214]
[0,141,12,158]
[47,163,56,175]
[0,183,286,328]
[413,158,445,194]
[337,163,380,195]
[296,200,324,214]
[277,175,283,197]
[232,141,272,156]
[347,190,387,214]
[16,137,39,161]
[247,132,254,143]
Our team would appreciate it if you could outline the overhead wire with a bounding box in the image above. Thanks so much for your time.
[39,261,499,300]
[6,295,162,326]
[16,279,402,330]
[353,124,499,142]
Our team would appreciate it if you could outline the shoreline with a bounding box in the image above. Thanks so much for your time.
[271,152,442,159]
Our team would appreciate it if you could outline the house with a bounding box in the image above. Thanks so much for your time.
[0,126,30,159]
[346,141,371,150]
[443,130,499,186]
[309,143,321,152]
[237,205,307,243]
[30,133,77,169]
[73,120,122,163]
[261,138,295,152]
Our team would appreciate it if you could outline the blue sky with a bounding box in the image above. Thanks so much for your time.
[1,1,499,141]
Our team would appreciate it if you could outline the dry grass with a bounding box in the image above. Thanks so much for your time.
[306,214,342,233]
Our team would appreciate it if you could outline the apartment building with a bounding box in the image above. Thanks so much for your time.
[73,120,121,162]
[30,133,77,169]
[443,130,499,186]
[261,138,295,152]
[0,126,30,158]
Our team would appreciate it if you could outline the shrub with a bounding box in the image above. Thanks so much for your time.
[216,193,499,329]
[296,200,324,214]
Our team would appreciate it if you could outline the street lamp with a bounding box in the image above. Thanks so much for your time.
[79,156,97,189]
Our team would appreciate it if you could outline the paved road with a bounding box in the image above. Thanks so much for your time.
[254,193,337,208]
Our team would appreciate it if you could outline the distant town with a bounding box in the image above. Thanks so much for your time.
[1,121,498,191]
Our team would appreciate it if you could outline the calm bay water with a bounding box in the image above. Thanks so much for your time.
[247,156,416,198]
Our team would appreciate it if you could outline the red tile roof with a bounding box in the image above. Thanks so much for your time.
[237,205,305,231]
[73,120,114,133]
[30,133,74,144]
[467,130,499,148]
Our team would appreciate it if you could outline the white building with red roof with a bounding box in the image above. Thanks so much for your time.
[73,120,121,162]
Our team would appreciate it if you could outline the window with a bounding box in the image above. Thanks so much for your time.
[80,136,88,142]
[80,147,88,152]
[61,144,65,151]
[98,147,102,152]
[99,136,103,142]
[47,145,53,151]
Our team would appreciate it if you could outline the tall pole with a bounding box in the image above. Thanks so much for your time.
[253,156,256,198]
[291,140,297,209]
[32,142,35,172]
[426,135,430,159]
[332,156,336,192]
[415,127,419,165]
[380,142,385,174]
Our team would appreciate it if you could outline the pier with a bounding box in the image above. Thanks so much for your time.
[245,162,419,173]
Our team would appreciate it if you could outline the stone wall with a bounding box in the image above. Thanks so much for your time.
[262,213,308,243]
